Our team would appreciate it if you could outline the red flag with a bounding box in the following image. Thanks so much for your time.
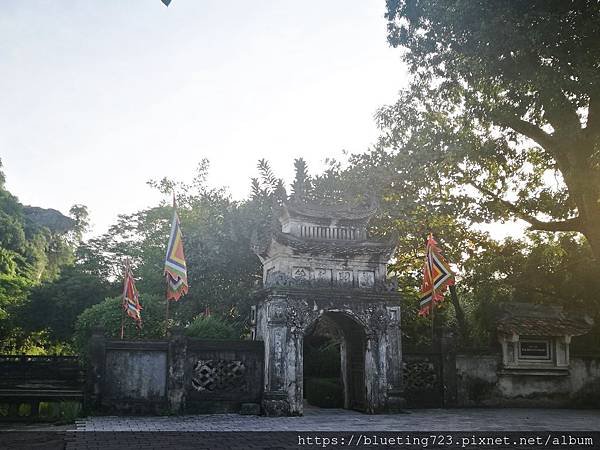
[122,261,142,328]
[418,233,454,317]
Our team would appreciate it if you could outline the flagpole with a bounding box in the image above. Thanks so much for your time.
[120,307,125,340]
[164,192,174,337]
[431,287,437,351]
[163,191,188,337]
[165,279,170,337]
[429,239,436,352]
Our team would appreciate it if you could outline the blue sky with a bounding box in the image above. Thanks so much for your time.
[0,0,406,235]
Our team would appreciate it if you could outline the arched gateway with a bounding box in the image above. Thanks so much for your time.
[251,200,403,415]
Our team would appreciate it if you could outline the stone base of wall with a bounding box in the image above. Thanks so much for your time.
[262,392,292,416]
[380,391,406,413]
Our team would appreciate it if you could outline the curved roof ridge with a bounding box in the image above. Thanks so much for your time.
[271,228,395,258]
[284,197,378,221]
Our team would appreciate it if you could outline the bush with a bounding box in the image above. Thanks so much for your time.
[185,315,238,340]
[38,401,81,423]
[74,294,166,355]
[305,377,344,408]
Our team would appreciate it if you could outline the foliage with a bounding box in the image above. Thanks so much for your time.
[74,294,167,354]
[185,315,239,340]
[18,265,117,342]
[78,160,276,333]
[382,1,600,259]
[0,159,81,352]
[291,158,311,200]
[3,4,600,357]
[461,233,600,350]
[305,378,343,408]
[38,401,81,424]
[304,336,341,379]
[0,329,75,355]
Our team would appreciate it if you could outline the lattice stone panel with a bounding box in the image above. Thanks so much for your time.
[191,360,247,393]
[402,360,438,392]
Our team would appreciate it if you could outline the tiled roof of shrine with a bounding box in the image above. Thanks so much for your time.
[271,229,395,257]
[283,199,378,222]
[251,224,395,259]
[496,302,593,337]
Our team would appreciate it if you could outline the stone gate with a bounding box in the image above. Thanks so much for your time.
[251,200,403,415]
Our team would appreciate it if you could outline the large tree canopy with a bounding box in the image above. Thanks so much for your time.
[382,1,600,257]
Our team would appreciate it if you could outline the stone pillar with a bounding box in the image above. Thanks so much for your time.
[261,323,293,415]
[261,323,305,416]
[86,327,106,412]
[556,335,571,367]
[364,335,378,413]
[167,328,187,413]
[510,333,520,365]
[365,333,388,413]
[384,307,404,411]
[258,297,295,416]
[286,330,304,415]
[340,339,350,409]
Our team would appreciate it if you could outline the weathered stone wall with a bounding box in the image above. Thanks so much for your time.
[89,338,169,414]
[455,353,600,407]
[87,332,263,415]
[186,339,264,414]
[104,345,168,402]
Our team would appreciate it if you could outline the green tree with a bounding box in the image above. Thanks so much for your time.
[74,294,167,354]
[382,1,600,258]
[18,265,116,342]
[79,160,269,332]
[185,315,239,340]
[0,160,81,351]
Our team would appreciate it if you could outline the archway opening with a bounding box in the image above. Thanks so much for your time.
[303,312,367,411]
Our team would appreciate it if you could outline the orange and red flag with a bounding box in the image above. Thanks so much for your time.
[122,261,142,328]
[419,233,454,317]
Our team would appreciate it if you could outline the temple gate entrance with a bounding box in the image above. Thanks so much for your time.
[251,200,403,416]
[303,311,367,411]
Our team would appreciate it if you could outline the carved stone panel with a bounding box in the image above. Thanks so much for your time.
[292,266,310,281]
[403,360,438,391]
[387,306,400,324]
[337,270,353,287]
[358,270,375,288]
[314,268,332,285]
[191,360,247,392]
[268,301,286,323]
[269,328,286,391]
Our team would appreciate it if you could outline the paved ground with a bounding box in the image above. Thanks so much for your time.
[2,409,599,449]
[73,407,600,431]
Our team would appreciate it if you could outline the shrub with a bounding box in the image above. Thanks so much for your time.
[74,294,166,355]
[305,377,344,408]
[185,315,238,340]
